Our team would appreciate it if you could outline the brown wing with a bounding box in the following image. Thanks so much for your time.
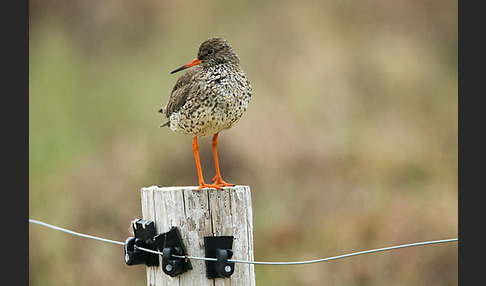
[161,66,201,118]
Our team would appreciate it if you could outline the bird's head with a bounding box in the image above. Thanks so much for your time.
[171,37,240,74]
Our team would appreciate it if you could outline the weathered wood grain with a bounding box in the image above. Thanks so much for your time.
[141,185,255,286]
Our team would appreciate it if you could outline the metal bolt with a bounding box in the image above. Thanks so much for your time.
[224,265,232,273]
[125,253,130,263]
[165,264,173,272]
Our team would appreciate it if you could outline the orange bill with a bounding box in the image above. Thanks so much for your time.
[170,58,202,74]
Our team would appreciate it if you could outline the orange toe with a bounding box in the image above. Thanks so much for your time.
[212,176,235,188]
[197,182,223,191]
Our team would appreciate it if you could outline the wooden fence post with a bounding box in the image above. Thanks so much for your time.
[141,185,255,286]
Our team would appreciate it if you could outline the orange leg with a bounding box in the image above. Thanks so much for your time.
[192,136,222,191]
[211,133,235,188]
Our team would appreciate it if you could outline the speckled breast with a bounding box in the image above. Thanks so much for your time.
[169,65,252,137]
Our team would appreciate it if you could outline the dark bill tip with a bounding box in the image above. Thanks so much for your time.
[170,65,187,74]
[170,58,202,74]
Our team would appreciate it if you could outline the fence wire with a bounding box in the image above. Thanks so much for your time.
[29,219,458,266]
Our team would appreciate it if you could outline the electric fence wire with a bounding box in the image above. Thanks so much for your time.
[29,219,458,265]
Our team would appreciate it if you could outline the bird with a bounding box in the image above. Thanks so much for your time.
[159,37,252,191]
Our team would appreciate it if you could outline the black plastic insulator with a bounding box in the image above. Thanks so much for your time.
[154,226,192,277]
[204,236,235,279]
[124,237,147,265]
[123,219,159,267]
[162,247,185,277]
[214,248,235,277]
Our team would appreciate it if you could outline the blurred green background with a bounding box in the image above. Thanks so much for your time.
[29,0,457,285]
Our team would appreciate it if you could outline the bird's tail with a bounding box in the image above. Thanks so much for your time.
[158,107,170,127]
[160,120,170,128]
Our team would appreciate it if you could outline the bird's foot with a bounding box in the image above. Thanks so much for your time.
[212,176,235,188]
[197,182,223,191]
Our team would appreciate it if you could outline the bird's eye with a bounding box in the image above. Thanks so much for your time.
[207,49,214,55]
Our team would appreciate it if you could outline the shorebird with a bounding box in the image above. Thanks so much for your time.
[159,37,252,191]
